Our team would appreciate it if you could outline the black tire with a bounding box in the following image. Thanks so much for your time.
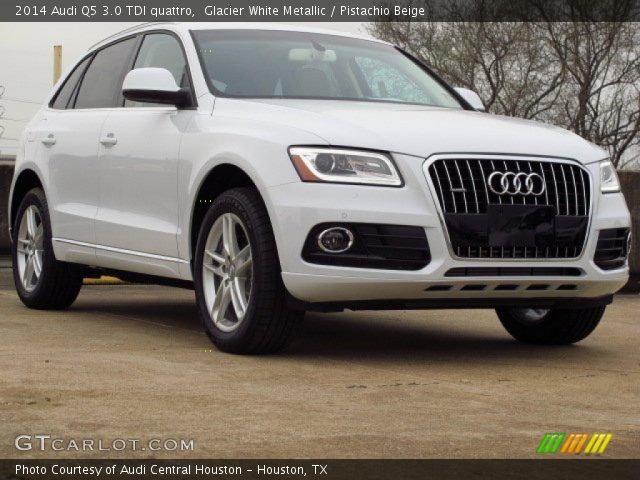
[194,187,303,354]
[12,188,83,309]
[496,306,606,345]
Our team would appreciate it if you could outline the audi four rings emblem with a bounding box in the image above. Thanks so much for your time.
[487,171,546,196]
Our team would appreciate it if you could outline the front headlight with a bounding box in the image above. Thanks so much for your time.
[289,147,403,186]
[600,160,621,193]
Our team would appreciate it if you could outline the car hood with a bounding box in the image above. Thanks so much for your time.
[215,98,607,164]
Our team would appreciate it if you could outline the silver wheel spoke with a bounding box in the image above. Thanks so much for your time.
[230,278,247,319]
[16,205,44,292]
[513,307,550,324]
[211,283,231,326]
[204,249,225,276]
[203,262,224,276]
[222,214,239,258]
[234,245,252,277]
[206,249,225,265]
[235,257,252,277]
[17,239,30,256]
[26,207,38,239]
[34,225,44,247]
[33,252,43,278]
[23,256,35,286]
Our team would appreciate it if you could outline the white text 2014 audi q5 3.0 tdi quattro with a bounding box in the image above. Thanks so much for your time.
[9,23,631,353]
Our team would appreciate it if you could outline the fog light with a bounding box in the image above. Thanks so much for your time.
[317,227,354,253]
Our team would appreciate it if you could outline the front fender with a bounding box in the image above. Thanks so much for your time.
[176,113,325,276]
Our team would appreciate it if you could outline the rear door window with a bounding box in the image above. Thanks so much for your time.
[74,37,137,109]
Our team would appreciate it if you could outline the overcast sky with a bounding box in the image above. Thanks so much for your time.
[0,22,365,155]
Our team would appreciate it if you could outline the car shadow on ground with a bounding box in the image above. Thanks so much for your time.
[286,311,612,365]
[64,288,613,365]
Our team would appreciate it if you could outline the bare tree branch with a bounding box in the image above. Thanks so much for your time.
[368,7,640,169]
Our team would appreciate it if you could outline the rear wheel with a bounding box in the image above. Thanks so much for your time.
[496,306,606,345]
[194,188,303,354]
[12,188,83,309]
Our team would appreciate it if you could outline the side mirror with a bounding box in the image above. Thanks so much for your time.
[122,68,190,107]
[454,87,486,112]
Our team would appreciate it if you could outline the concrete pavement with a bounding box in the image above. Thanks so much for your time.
[0,254,11,282]
[0,274,638,459]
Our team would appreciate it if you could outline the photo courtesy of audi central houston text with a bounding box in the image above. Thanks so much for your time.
[8,23,631,353]
[1,0,639,475]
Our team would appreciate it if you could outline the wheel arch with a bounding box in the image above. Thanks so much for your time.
[189,163,274,265]
[9,169,45,240]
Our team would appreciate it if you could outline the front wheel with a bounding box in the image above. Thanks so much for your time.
[194,188,303,354]
[496,306,606,345]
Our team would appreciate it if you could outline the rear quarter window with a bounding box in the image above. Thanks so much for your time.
[50,56,91,110]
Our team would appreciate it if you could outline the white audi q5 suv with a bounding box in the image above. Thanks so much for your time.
[9,23,631,353]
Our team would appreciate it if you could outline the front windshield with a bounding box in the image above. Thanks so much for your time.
[192,29,463,109]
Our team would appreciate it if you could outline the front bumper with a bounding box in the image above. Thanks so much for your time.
[267,153,630,306]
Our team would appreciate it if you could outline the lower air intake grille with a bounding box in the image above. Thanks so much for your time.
[594,228,630,270]
[445,267,583,277]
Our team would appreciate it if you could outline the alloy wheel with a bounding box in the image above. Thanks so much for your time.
[202,213,253,332]
[16,205,44,292]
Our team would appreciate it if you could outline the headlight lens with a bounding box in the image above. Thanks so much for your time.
[289,147,402,186]
[600,160,620,193]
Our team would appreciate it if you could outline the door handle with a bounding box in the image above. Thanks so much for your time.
[100,133,117,147]
[41,134,56,147]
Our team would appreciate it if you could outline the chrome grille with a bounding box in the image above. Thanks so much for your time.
[429,158,590,216]
[427,158,591,259]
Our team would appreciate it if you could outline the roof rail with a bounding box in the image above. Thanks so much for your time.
[88,22,177,50]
